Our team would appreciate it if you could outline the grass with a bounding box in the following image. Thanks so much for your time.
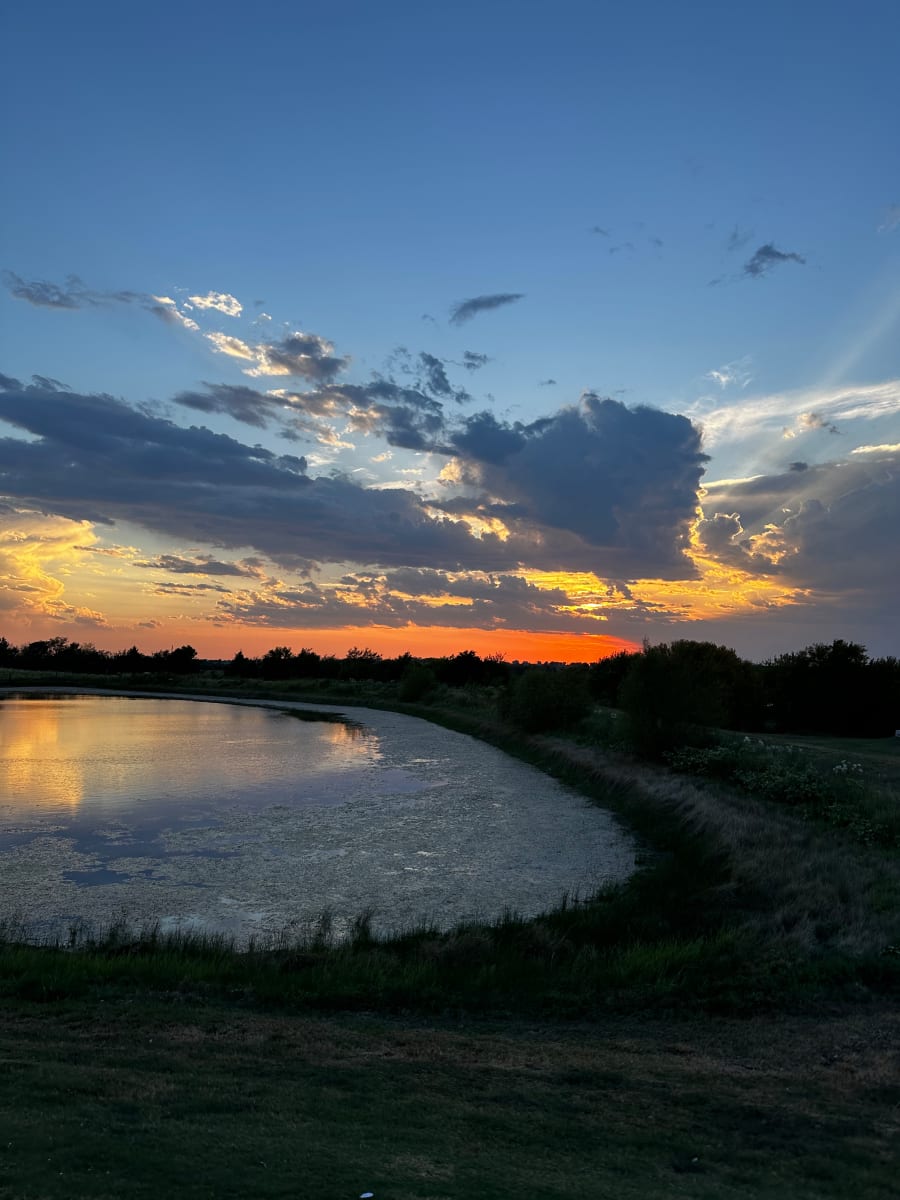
[1,674,899,1195]
[1,1000,898,1199]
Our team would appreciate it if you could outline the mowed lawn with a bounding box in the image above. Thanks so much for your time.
[760,732,900,785]
[1,998,897,1200]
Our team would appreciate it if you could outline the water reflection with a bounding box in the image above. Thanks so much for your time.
[1,698,88,809]
[0,694,378,823]
[0,690,637,945]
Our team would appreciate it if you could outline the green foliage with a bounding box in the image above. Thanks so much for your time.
[665,740,900,847]
[397,663,437,701]
[617,639,766,757]
[503,667,592,733]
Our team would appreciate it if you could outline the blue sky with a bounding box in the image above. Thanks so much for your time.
[1,0,898,660]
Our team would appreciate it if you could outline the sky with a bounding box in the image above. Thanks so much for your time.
[1,0,898,663]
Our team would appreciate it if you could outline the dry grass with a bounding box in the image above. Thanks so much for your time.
[542,737,900,960]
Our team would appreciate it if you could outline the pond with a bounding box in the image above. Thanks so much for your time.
[0,690,637,944]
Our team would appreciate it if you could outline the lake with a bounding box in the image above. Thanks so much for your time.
[0,691,637,943]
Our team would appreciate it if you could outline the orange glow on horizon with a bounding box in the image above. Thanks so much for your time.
[2,621,640,665]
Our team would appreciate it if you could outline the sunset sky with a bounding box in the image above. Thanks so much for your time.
[1,1,898,663]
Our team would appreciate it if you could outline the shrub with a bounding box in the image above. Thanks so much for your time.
[397,664,437,702]
[504,667,592,733]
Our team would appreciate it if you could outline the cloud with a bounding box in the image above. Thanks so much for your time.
[726,226,753,252]
[152,581,233,595]
[795,411,839,436]
[877,204,900,233]
[0,378,523,572]
[211,566,609,636]
[148,295,200,331]
[2,271,109,309]
[705,357,753,389]
[449,293,524,325]
[851,442,900,455]
[0,375,711,581]
[442,393,709,577]
[136,554,266,578]
[0,506,108,627]
[175,381,280,429]
[206,328,349,381]
[461,351,490,371]
[691,380,900,451]
[3,271,204,332]
[743,243,806,278]
[539,378,557,387]
[187,291,242,317]
[700,449,900,599]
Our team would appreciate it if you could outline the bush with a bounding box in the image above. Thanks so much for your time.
[504,668,592,734]
[397,665,437,702]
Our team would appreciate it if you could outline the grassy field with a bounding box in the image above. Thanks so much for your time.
[1,1001,897,1200]
[1,674,898,1197]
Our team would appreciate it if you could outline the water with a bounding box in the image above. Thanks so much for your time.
[0,690,636,943]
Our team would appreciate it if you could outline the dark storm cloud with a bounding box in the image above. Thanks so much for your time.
[447,394,707,577]
[450,410,531,465]
[701,450,900,598]
[0,374,711,580]
[0,378,530,572]
[774,466,900,591]
[743,243,806,277]
[449,293,524,325]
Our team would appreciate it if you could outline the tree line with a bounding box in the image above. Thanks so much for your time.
[1,634,897,739]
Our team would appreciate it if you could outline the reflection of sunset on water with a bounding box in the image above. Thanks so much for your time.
[0,694,636,946]
[1,699,86,811]
[0,695,379,826]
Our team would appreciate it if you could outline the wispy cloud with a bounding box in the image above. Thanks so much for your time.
[449,293,524,325]
[3,270,242,333]
[692,381,900,450]
[726,226,753,252]
[149,295,199,331]
[877,203,900,233]
[136,553,266,578]
[705,357,753,389]
[2,271,141,310]
[461,351,490,371]
[743,243,806,278]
